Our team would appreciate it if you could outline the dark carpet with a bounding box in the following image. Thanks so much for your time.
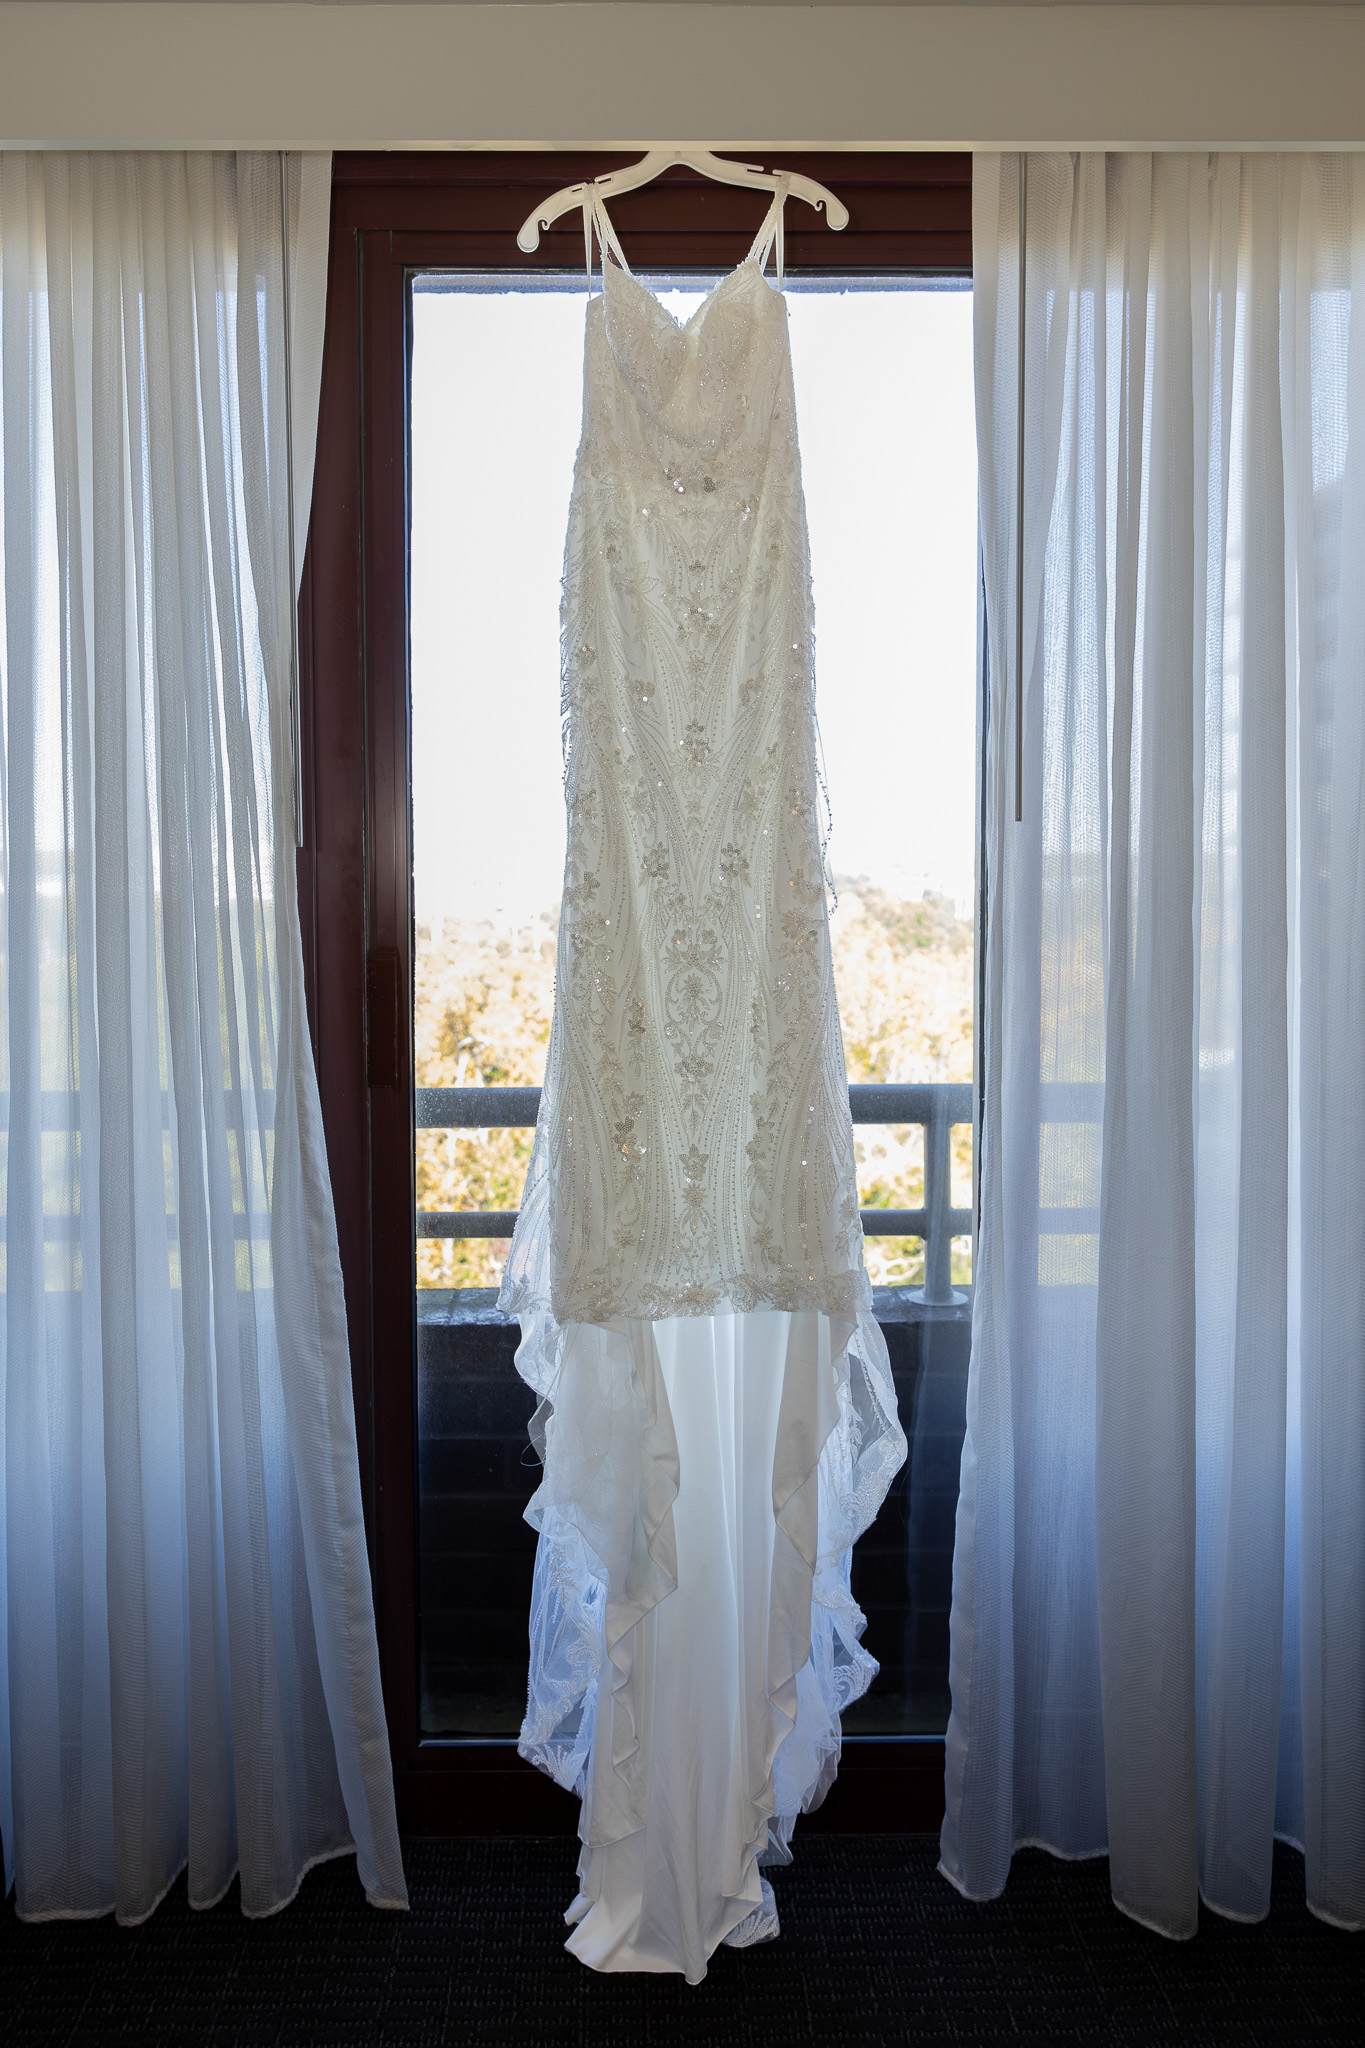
[2,1836,1359,2046]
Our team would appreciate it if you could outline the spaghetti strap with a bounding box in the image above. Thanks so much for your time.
[582,185,633,293]
[586,174,791,297]
[745,173,790,290]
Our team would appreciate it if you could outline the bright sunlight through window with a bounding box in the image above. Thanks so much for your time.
[410,278,978,1293]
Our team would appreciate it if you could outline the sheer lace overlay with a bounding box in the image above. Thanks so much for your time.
[499,216,866,1330]
[499,189,905,1981]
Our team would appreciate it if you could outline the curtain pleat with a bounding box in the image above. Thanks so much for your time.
[946,151,1365,1939]
[0,151,406,1924]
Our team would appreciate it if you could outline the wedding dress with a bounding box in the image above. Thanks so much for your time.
[499,178,905,1982]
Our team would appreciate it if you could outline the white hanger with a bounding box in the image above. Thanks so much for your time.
[517,149,848,253]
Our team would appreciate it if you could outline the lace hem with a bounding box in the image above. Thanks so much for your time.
[514,1305,905,1849]
[516,1315,680,1840]
[499,1262,873,1329]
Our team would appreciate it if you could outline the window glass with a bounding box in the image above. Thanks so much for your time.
[411,275,976,1740]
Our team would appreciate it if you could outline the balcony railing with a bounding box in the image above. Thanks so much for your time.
[416,1081,973,1307]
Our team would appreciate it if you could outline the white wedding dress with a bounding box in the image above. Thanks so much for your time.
[499,180,905,1982]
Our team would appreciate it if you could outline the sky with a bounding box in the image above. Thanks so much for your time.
[410,278,978,930]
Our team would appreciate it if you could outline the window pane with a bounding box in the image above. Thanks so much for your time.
[410,274,976,1741]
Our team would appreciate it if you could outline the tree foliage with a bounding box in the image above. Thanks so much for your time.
[415,883,974,1290]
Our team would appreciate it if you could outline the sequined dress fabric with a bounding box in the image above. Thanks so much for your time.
[499,191,905,1982]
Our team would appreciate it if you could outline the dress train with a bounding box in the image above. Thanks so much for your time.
[515,1304,902,1982]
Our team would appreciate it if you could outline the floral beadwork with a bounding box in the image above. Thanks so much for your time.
[499,255,868,1331]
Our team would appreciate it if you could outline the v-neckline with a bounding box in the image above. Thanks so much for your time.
[601,254,781,337]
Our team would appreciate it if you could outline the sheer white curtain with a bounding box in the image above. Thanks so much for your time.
[0,152,406,1924]
[946,152,1365,1939]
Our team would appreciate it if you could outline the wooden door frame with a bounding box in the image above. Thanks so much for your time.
[298,150,972,1831]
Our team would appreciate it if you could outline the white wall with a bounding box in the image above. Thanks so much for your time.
[2,3,1364,151]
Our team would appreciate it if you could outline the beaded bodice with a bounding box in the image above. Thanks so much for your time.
[500,191,867,1327]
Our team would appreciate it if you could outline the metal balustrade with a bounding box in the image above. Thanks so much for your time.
[416,1080,973,1307]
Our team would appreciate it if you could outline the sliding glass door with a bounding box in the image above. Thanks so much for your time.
[301,154,975,1828]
